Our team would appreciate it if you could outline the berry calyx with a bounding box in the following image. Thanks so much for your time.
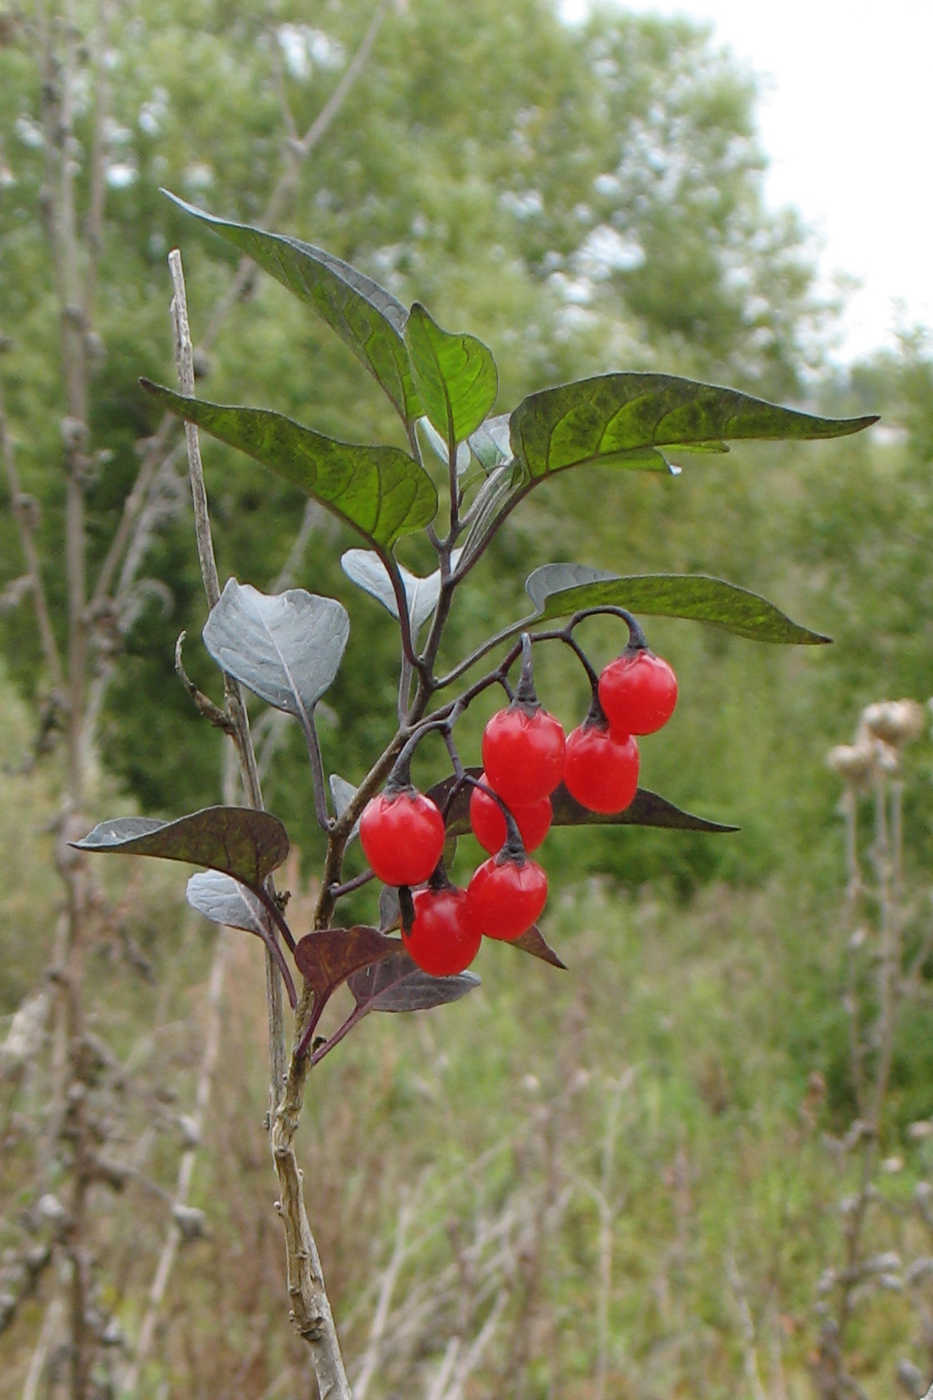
[469,774,552,855]
[597,648,677,736]
[466,852,548,942]
[359,788,445,887]
[402,886,482,976]
[563,719,639,814]
[481,704,565,805]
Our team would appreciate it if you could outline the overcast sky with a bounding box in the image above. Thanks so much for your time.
[562,0,932,365]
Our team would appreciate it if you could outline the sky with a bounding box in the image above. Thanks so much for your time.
[562,0,932,365]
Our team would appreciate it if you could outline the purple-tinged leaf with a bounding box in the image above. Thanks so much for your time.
[378,885,401,933]
[295,926,397,1006]
[433,768,737,836]
[550,785,738,832]
[72,806,289,886]
[185,870,265,936]
[348,951,481,1013]
[509,926,567,969]
[203,579,349,716]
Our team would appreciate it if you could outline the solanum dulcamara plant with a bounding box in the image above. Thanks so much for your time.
[76,195,877,1101]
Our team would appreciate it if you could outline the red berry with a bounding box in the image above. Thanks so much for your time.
[481,704,565,805]
[469,774,552,854]
[597,650,677,735]
[359,789,445,886]
[403,886,482,976]
[466,854,548,942]
[564,721,639,814]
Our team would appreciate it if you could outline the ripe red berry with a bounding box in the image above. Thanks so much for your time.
[466,854,548,942]
[359,788,445,886]
[402,886,482,976]
[563,720,639,814]
[481,704,565,805]
[597,649,677,736]
[469,774,552,855]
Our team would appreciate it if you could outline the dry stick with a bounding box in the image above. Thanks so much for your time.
[353,1190,420,1399]
[169,252,350,1398]
[123,921,229,1391]
[0,377,65,693]
[167,248,286,1090]
[36,0,108,1391]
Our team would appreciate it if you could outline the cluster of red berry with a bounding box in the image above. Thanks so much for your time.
[359,646,677,977]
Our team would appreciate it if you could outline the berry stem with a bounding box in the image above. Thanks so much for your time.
[514,632,539,708]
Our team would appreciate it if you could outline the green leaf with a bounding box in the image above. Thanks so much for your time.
[139,382,437,550]
[163,193,421,422]
[72,806,289,886]
[404,302,498,446]
[510,372,878,479]
[524,565,830,644]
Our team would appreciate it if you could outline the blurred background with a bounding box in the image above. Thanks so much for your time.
[2,1,932,1395]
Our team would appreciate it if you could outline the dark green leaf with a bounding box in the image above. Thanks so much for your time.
[203,579,349,717]
[348,951,481,1012]
[524,566,830,644]
[163,193,421,422]
[72,806,290,886]
[510,372,878,479]
[139,382,437,550]
[404,302,498,445]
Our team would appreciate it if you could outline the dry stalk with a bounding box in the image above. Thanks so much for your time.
[818,703,932,1396]
[169,251,350,1396]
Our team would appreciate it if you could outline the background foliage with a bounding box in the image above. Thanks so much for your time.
[3,0,933,1395]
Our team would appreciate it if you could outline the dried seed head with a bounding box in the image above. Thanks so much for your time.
[861,699,925,747]
[826,742,876,785]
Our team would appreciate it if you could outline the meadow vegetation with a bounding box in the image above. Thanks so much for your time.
[3,1,933,1396]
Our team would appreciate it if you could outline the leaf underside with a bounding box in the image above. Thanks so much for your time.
[203,579,350,717]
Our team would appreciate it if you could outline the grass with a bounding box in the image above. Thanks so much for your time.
[2,661,932,1397]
